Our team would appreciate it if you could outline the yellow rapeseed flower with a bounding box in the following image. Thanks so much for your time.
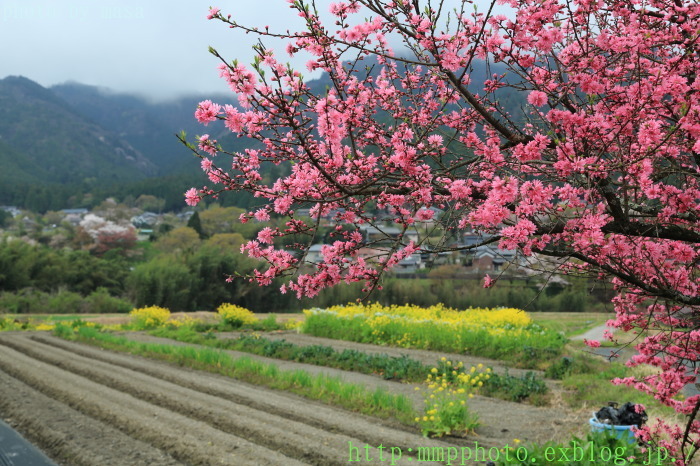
[130,306,171,328]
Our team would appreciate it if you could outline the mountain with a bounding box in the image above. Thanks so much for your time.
[0,60,528,212]
[50,83,230,174]
[0,138,41,187]
[0,76,240,211]
[0,76,157,185]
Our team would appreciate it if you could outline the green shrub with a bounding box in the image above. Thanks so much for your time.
[84,288,132,314]
[480,370,549,404]
[0,288,132,315]
[255,314,282,331]
[126,256,193,311]
[46,290,84,314]
[0,289,44,313]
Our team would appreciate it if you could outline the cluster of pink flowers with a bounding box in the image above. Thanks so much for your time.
[186,1,700,461]
[194,100,221,125]
[206,7,220,20]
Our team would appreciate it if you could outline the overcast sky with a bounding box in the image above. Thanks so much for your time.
[0,0,334,101]
[1,1,509,101]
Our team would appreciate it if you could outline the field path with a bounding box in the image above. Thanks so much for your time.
[570,323,614,343]
[571,324,700,398]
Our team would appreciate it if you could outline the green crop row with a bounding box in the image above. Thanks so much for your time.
[53,323,416,424]
[151,326,549,404]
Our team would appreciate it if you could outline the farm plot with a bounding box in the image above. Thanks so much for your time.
[0,331,585,465]
[0,331,520,466]
[126,332,584,442]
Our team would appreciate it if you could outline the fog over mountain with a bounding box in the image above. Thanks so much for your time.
[0,0,331,101]
[0,75,228,210]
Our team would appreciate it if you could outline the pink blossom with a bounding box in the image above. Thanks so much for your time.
[273,196,293,214]
[257,227,275,244]
[206,7,220,20]
[427,134,443,146]
[184,188,200,207]
[198,134,217,156]
[224,105,245,133]
[448,179,471,200]
[527,90,548,107]
[200,158,213,171]
[583,339,601,348]
[194,100,221,125]
[415,208,434,221]
[254,209,270,222]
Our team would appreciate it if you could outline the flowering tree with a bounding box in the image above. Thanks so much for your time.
[184,0,700,461]
[77,213,137,256]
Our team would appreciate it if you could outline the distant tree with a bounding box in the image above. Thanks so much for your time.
[186,211,205,238]
[127,255,193,310]
[206,232,246,251]
[92,226,138,257]
[0,210,11,228]
[76,213,137,256]
[157,223,174,236]
[198,205,261,238]
[41,211,63,227]
[154,226,201,254]
[134,194,166,213]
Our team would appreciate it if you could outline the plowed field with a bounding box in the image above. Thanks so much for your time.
[0,332,586,465]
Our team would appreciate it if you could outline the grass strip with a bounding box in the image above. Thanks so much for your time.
[151,326,428,382]
[53,323,417,425]
[150,326,551,406]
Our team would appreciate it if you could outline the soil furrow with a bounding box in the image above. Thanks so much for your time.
[0,338,305,466]
[30,333,467,453]
[0,330,589,465]
[0,371,183,466]
[122,331,581,446]
[1,333,423,466]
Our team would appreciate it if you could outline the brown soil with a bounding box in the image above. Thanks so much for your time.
[0,331,589,465]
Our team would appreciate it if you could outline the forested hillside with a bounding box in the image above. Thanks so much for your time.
[1,59,526,213]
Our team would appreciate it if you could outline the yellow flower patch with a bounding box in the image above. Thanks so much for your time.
[130,306,171,329]
[217,303,257,327]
